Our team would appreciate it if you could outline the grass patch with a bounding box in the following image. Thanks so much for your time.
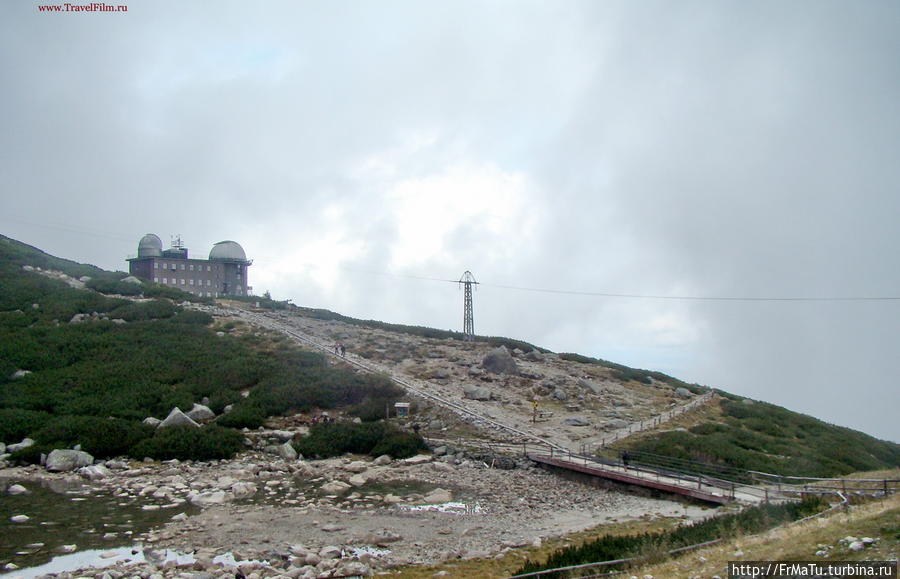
[515,498,826,577]
[617,397,900,478]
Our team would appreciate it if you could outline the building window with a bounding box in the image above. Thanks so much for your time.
[189,264,194,271]
[154,262,159,269]
[153,277,158,283]
[180,279,184,285]
[180,264,185,270]
[189,279,194,285]
[162,278,167,284]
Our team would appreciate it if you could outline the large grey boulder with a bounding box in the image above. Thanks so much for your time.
[463,386,492,401]
[46,449,94,472]
[230,482,258,499]
[276,442,297,460]
[10,370,32,380]
[421,488,453,504]
[158,407,201,429]
[142,417,161,427]
[320,480,351,494]
[78,464,112,480]
[185,403,215,422]
[481,346,518,375]
[7,439,35,453]
[121,276,143,285]
[675,387,693,399]
[564,418,590,427]
[578,379,603,394]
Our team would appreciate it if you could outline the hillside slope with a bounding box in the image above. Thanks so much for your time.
[1,233,898,477]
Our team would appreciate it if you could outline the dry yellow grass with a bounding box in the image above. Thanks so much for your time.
[633,494,900,578]
[388,515,693,578]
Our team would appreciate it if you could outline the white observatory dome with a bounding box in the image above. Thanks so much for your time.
[209,240,247,261]
[137,233,163,258]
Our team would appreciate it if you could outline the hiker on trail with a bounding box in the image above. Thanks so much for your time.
[621,450,630,469]
[333,343,340,355]
[339,343,346,357]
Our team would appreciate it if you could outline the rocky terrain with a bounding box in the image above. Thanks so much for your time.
[234,305,709,454]
[2,447,710,578]
[0,300,715,578]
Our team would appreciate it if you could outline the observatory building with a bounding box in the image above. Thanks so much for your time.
[127,234,252,298]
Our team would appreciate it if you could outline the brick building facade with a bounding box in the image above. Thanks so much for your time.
[127,234,252,298]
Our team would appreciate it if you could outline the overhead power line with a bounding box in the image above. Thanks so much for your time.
[337,266,900,302]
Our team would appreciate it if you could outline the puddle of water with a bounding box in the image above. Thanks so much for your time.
[1,546,266,579]
[399,501,485,514]
[0,478,196,570]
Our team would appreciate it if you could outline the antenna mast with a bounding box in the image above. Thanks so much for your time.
[459,271,478,341]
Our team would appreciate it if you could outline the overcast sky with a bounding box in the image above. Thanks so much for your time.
[2,1,898,442]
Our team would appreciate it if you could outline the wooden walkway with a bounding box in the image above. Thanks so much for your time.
[529,452,755,505]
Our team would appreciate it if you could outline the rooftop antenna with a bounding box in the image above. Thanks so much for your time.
[459,271,478,341]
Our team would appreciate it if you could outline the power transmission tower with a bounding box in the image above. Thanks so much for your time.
[459,271,478,341]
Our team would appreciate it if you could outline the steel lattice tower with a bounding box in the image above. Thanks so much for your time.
[459,271,477,341]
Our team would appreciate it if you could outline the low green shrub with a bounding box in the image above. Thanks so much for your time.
[294,422,427,459]
[85,276,143,297]
[35,415,154,458]
[130,425,244,461]
[0,408,51,443]
[8,443,54,466]
[215,402,266,429]
[171,310,214,325]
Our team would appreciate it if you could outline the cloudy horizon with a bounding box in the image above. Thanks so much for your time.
[2,1,898,442]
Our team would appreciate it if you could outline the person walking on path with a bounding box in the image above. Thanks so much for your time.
[339,344,346,357]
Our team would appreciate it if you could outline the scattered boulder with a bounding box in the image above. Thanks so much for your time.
[343,461,368,473]
[10,370,32,379]
[188,490,230,507]
[373,454,392,466]
[364,531,402,546]
[143,417,162,427]
[577,379,603,394]
[268,430,295,443]
[564,418,590,427]
[463,386,492,401]
[422,488,453,504]
[320,480,351,494]
[524,350,544,362]
[158,407,201,429]
[121,276,143,285]
[10,515,29,523]
[78,464,112,480]
[552,388,568,401]
[481,346,518,375]
[402,454,432,465]
[276,442,298,460]
[185,403,215,422]
[7,485,28,495]
[318,546,342,560]
[46,449,94,472]
[675,387,693,399]
[348,474,368,487]
[231,482,258,499]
